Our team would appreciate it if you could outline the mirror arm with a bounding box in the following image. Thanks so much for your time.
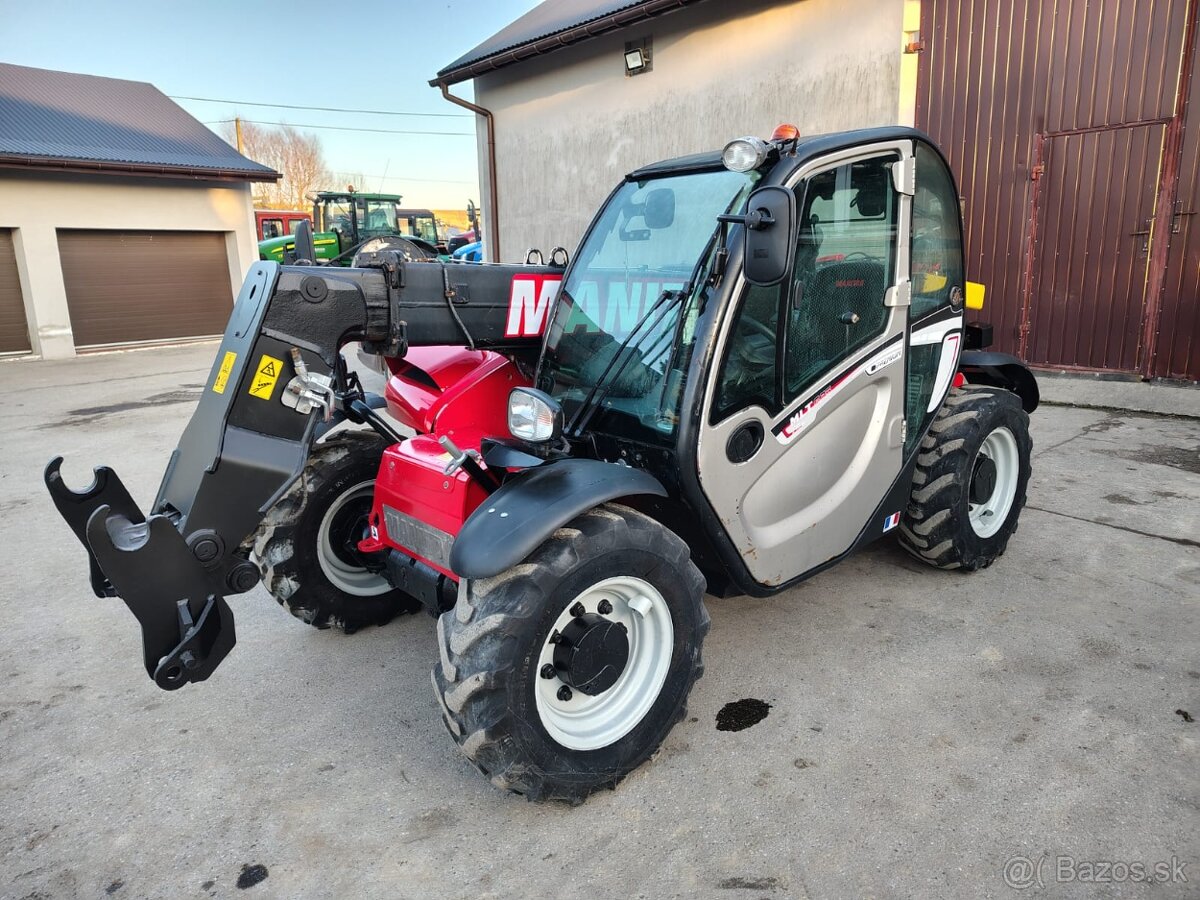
[717,210,775,231]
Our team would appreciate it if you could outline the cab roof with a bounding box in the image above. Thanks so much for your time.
[626,126,934,181]
[314,191,403,201]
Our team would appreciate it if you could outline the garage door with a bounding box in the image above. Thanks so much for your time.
[0,229,32,354]
[57,230,233,349]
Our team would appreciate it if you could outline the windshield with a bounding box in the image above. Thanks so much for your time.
[400,213,439,244]
[538,167,759,445]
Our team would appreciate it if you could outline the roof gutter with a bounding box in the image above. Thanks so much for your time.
[0,154,280,182]
[436,83,501,263]
[432,0,697,86]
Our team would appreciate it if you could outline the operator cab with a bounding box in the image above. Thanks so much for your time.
[523,125,977,592]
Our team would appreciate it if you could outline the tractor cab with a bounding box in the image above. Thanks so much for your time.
[257,191,440,264]
[311,192,440,255]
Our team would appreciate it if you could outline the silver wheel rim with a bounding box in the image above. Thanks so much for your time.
[535,576,674,751]
[969,426,1019,538]
[316,480,391,596]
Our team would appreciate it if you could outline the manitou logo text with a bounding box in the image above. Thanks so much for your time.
[506,275,562,337]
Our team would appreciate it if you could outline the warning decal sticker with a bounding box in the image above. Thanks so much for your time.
[212,350,237,394]
[248,354,284,400]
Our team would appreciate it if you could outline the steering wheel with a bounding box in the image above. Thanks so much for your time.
[740,316,776,343]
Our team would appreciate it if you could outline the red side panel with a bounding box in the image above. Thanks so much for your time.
[371,349,531,577]
[367,436,490,579]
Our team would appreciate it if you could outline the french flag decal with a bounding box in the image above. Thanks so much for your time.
[883,511,901,533]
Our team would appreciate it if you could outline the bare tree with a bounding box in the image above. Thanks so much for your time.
[224,120,331,210]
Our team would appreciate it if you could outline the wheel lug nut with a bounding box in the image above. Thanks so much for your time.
[557,685,573,702]
[548,630,562,644]
[540,663,557,680]
[570,602,585,617]
[597,599,613,615]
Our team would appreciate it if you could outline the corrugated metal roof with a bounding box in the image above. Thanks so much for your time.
[0,63,279,181]
[435,0,705,85]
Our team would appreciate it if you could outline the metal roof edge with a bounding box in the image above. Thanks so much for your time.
[0,154,282,183]
[430,0,704,87]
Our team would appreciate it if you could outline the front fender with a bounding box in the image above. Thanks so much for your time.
[449,459,667,579]
[959,351,1040,413]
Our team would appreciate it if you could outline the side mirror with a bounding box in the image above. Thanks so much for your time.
[292,219,316,263]
[643,188,675,229]
[741,186,795,286]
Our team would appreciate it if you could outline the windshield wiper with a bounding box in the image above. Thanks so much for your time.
[565,286,686,438]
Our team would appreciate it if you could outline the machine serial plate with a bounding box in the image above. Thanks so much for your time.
[383,505,454,569]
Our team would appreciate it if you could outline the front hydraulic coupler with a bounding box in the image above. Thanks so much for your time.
[44,262,387,689]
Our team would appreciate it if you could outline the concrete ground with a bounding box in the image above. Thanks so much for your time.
[1,343,1197,900]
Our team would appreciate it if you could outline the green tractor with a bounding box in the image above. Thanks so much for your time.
[257,190,442,265]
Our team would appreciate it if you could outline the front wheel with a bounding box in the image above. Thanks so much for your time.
[432,503,709,804]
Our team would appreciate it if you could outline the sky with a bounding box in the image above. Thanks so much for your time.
[0,0,541,209]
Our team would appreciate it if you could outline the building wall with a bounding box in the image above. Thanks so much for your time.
[0,172,258,358]
[473,0,905,262]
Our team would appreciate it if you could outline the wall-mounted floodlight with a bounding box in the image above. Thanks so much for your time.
[624,37,652,76]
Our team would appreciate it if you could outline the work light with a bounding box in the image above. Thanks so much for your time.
[722,136,769,172]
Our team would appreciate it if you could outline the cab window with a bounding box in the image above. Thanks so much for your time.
[261,218,283,239]
[323,199,353,236]
[905,143,966,450]
[910,143,964,320]
[713,153,899,422]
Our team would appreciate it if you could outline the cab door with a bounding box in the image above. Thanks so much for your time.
[696,141,914,587]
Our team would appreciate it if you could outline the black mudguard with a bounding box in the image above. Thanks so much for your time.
[959,351,1040,412]
[449,459,667,579]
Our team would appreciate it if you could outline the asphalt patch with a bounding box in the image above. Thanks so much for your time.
[716,698,771,732]
[1103,444,1200,475]
[41,388,203,430]
[718,875,781,890]
[236,864,269,889]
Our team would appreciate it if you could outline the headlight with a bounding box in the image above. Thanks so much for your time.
[722,136,769,172]
[508,388,563,443]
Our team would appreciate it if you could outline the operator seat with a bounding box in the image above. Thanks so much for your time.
[786,258,888,389]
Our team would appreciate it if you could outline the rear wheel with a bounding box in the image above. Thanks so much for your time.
[432,503,709,804]
[899,385,1032,570]
[251,430,420,631]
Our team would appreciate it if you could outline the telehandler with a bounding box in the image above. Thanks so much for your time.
[46,126,1038,803]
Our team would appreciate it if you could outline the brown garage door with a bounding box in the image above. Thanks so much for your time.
[58,230,233,349]
[0,229,32,354]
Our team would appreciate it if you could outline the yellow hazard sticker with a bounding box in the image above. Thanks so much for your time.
[211,350,238,394]
[248,354,284,400]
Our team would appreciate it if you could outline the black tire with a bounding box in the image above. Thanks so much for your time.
[432,503,709,804]
[899,385,1032,571]
[250,430,420,631]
